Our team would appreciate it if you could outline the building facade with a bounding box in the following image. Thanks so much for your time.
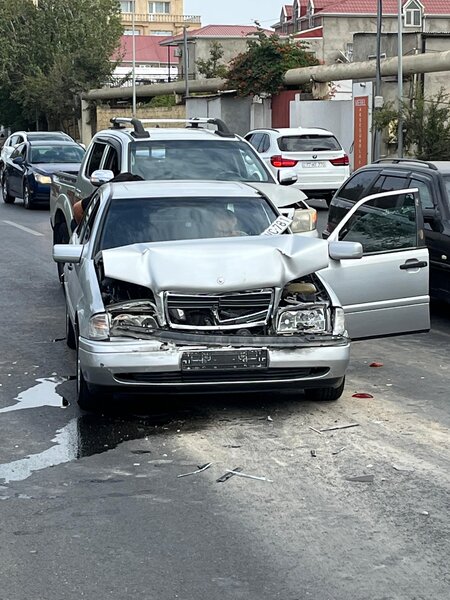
[119,0,200,36]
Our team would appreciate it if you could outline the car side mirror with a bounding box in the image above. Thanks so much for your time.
[90,169,114,186]
[423,207,438,224]
[278,168,298,186]
[53,244,83,264]
[13,156,24,165]
[329,241,363,260]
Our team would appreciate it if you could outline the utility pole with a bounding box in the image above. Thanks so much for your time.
[132,0,137,116]
[183,26,189,99]
[397,0,404,157]
[373,0,383,161]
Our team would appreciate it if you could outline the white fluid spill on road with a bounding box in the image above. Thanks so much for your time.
[0,418,79,483]
[0,377,66,413]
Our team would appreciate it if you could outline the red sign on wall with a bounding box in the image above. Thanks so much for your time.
[353,96,369,170]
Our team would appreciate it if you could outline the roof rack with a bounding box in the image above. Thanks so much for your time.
[110,117,150,139]
[110,117,234,138]
[247,127,280,133]
[373,158,438,170]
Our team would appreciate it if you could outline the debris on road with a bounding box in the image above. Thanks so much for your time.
[370,362,384,368]
[308,426,323,435]
[421,510,429,516]
[392,464,414,473]
[225,469,273,483]
[332,446,346,455]
[267,416,273,422]
[216,467,243,483]
[346,474,374,483]
[310,449,317,457]
[320,423,360,432]
[352,393,374,399]
[177,463,212,478]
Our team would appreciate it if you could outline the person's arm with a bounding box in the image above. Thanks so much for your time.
[73,200,84,225]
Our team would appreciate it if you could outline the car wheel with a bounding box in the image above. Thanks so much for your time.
[23,183,32,209]
[66,307,76,350]
[2,175,15,204]
[55,222,69,284]
[305,378,345,401]
[76,341,109,410]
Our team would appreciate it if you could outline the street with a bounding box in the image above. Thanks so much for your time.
[0,199,449,600]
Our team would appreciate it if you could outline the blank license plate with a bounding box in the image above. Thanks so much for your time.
[181,349,268,371]
[303,161,326,168]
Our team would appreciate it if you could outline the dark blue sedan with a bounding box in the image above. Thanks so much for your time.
[2,140,85,209]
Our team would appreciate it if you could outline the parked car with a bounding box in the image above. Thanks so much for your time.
[324,158,450,303]
[0,131,75,174]
[53,179,429,409]
[50,117,318,251]
[2,140,85,209]
[245,126,350,205]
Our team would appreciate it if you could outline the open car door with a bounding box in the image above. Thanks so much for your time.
[320,188,430,339]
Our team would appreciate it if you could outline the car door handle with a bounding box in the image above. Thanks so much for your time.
[399,259,428,270]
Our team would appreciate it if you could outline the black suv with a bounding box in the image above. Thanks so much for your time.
[324,159,450,303]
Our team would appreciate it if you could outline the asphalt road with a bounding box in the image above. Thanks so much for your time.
[0,199,449,600]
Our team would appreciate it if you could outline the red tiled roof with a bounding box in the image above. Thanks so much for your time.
[116,36,177,63]
[306,0,450,15]
[162,24,273,44]
[294,26,324,38]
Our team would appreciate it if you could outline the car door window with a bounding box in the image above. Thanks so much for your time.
[247,133,263,151]
[409,177,434,209]
[78,197,100,243]
[258,134,270,153]
[338,192,417,254]
[85,142,107,176]
[10,135,23,146]
[10,143,25,160]
[369,174,409,196]
[102,145,120,176]
[337,170,377,201]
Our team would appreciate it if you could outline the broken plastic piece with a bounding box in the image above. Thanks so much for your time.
[216,467,242,483]
[308,426,323,435]
[346,474,374,483]
[267,416,273,422]
[226,469,273,483]
[310,449,317,457]
[320,423,359,432]
[177,462,212,478]
[352,393,374,399]
[332,446,346,455]
[392,464,414,473]
[369,362,384,368]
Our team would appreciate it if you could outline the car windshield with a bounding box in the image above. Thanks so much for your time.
[278,135,341,152]
[97,196,278,251]
[442,175,450,206]
[30,145,84,164]
[129,140,272,183]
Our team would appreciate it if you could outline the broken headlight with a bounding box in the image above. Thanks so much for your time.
[111,314,158,330]
[88,313,110,340]
[277,303,329,334]
[332,307,346,336]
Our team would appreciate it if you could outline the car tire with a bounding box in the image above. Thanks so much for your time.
[66,307,76,350]
[2,175,15,204]
[23,183,32,210]
[305,378,345,401]
[55,222,69,284]
[76,341,110,410]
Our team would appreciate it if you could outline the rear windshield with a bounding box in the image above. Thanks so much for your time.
[442,175,450,207]
[98,196,278,251]
[30,145,84,164]
[129,140,272,183]
[278,135,341,152]
[27,133,70,141]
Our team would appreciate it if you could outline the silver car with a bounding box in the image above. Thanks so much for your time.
[53,181,430,409]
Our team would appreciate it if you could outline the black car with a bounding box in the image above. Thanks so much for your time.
[324,159,450,303]
[2,140,85,209]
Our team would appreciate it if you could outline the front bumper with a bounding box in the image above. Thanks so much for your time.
[79,333,350,393]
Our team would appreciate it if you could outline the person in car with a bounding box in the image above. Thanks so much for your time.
[73,172,144,225]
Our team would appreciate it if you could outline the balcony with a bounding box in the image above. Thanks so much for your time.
[121,13,201,24]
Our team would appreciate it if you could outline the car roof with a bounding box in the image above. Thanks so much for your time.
[96,126,240,142]
[430,161,450,174]
[250,127,335,137]
[103,180,262,200]
[28,139,81,147]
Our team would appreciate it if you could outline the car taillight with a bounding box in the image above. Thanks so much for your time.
[329,155,349,166]
[271,155,298,168]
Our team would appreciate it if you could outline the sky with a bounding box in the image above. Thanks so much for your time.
[184,0,279,27]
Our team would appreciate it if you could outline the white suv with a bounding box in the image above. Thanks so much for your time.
[245,127,350,206]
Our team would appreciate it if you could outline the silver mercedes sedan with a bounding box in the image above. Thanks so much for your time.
[53,180,429,409]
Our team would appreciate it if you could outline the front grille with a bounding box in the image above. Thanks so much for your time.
[115,367,329,384]
[165,290,274,331]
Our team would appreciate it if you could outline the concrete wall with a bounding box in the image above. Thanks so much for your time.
[186,95,253,135]
[424,35,450,96]
[182,38,250,80]
[96,104,186,133]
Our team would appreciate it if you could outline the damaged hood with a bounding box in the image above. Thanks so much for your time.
[101,235,329,294]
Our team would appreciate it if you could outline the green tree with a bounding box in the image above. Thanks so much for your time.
[226,29,319,96]
[196,41,228,79]
[0,0,123,130]
[372,88,450,160]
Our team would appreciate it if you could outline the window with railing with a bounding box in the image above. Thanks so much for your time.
[148,1,170,13]
[120,0,134,12]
